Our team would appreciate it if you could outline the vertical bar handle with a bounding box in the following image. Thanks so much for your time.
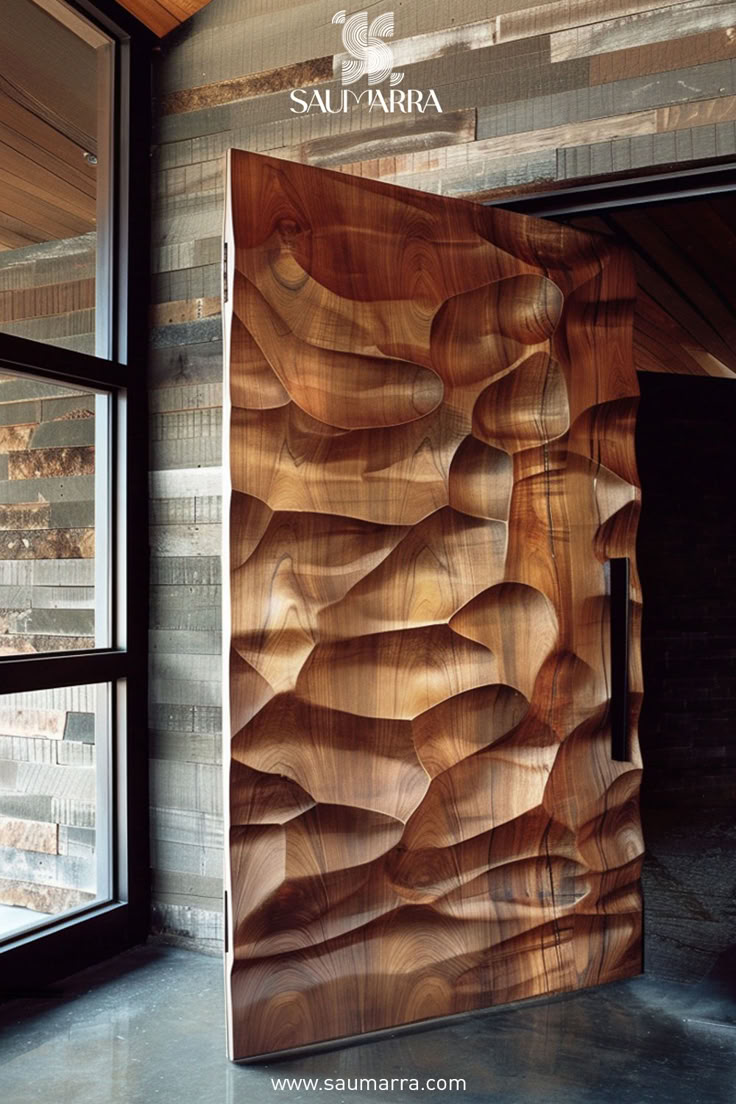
[610,557,630,762]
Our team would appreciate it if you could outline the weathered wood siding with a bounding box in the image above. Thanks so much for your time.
[0,370,99,917]
[0,373,97,656]
[0,686,98,915]
[149,0,736,949]
[0,236,96,354]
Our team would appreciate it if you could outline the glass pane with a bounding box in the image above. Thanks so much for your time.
[0,0,113,357]
[0,683,111,942]
[0,370,109,655]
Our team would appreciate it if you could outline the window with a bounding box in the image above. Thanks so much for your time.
[0,373,109,657]
[0,0,114,358]
[0,682,112,941]
[0,0,151,991]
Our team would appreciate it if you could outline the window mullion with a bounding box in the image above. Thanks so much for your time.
[0,650,128,694]
[0,337,128,390]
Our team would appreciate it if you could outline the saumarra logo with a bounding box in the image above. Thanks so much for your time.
[289,10,443,114]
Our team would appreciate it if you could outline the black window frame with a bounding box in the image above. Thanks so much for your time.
[0,0,152,994]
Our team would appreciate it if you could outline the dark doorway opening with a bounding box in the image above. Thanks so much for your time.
[637,372,736,990]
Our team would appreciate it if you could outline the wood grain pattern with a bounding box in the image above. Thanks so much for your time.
[338,109,658,183]
[155,0,706,92]
[0,5,101,252]
[223,150,644,1060]
[588,26,736,83]
[116,0,214,35]
[567,208,736,378]
[634,291,736,376]
[550,0,736,61]
[609,203,736,376]
[161,57,334,114]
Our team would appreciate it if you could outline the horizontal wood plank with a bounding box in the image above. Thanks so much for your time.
[150,295,221,326]
[589,27,736,84]
[0,278,95,323]
[658,92,736,130]
[342,109,657,182]
[149,556,221,586]
[149,523,221,557]
[156,0,700,94]
[478,59,736,139]
[634,291,736,376]
[161,56,333,114]
[149,760,222,815]
[550,0,736,61]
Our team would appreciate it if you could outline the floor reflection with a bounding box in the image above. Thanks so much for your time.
[0,944,733,1104]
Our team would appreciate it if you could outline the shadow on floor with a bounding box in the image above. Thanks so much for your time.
[0,943,734,1104]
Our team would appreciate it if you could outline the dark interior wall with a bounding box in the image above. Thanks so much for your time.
[638,373,736,800]
[637,372,736,984]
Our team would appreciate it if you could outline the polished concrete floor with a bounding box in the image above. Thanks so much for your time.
[0,944,734,1104]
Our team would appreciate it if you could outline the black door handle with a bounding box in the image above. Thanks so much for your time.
[610,557,630,762]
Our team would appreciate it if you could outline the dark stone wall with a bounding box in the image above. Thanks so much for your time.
[636,372,736,986]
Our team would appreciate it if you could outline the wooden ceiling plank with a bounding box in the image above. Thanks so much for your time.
[644,202,736,314]
[565,208,736,379]
[0,126,95,198]
[0,226,37,250]
[707,195,736,236]
[0,155,96,225]
[117,0,180,35]
[0,73,96,155]
[103,0,217,35]
[0,2,98,147]
[0,179,93,240]
[0,212,47,248]
[158,0,208,16]
[608,209,736,352]
[565,215,614,236]
[626,249,736,375]
[24,0,210,37]
[634,291,736,378]
[0,93,95,180]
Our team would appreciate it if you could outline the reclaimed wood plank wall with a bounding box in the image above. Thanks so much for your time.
[0,371,99,915]
[0,685,99,917]
[149,0,736,949]
[0,236,96,352]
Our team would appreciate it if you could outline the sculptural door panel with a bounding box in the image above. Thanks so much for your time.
[223,150,644,1061]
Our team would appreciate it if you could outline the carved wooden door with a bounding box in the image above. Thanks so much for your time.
[222,150,644,1061]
